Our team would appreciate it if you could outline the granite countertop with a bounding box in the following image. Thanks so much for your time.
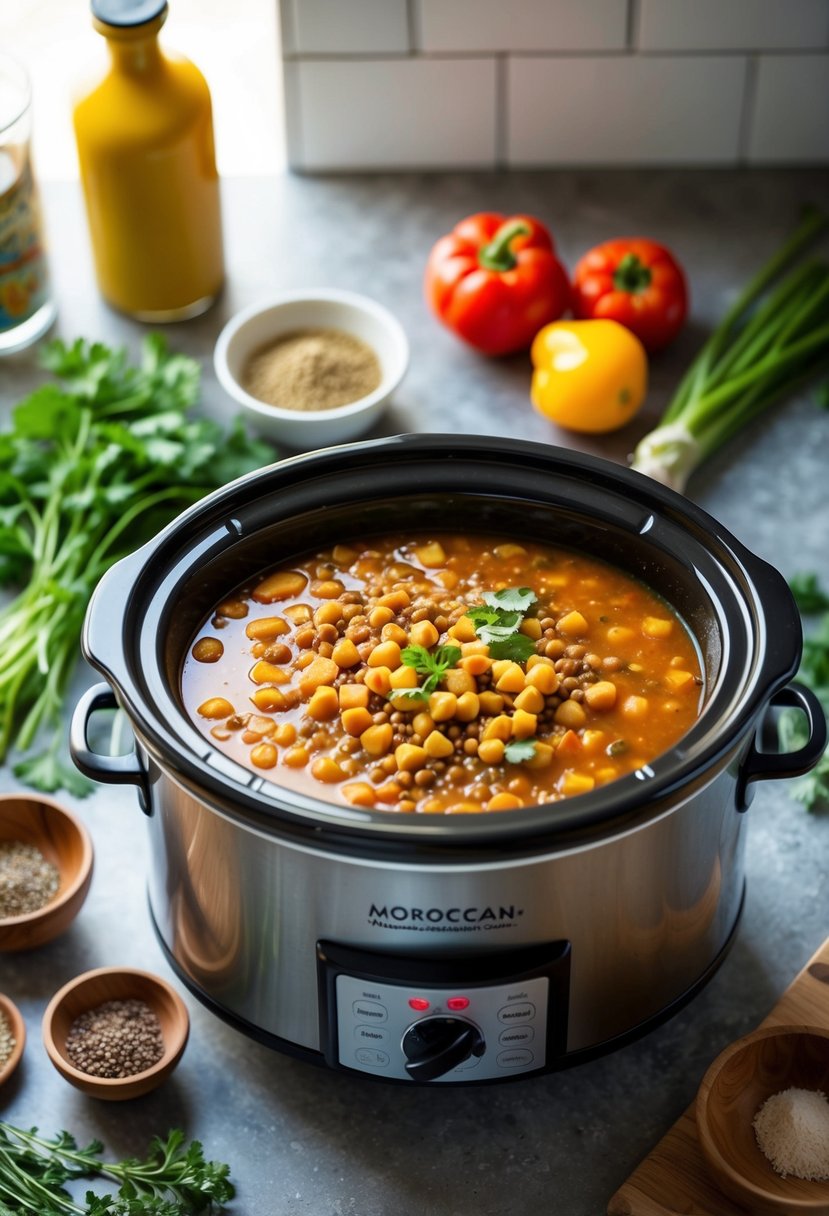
[1,169,828,1216]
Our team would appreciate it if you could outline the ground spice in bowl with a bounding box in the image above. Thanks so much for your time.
[753,1086,829,1180]
[0,841,60,918]
[0,1011,15,1068]
[241,327,382,412]
[65,998,165,1079]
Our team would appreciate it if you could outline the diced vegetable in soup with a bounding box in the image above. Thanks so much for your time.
[181,535,703,814]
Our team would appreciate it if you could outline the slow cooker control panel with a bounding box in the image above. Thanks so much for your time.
[318,940,570,1084]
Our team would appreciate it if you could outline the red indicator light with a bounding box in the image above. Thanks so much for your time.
[447,996,470,1011]
[408,997,430,1011]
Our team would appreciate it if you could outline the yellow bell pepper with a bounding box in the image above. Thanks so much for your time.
[530,319,648,433]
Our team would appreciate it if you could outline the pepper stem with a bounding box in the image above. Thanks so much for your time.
[478,220,530,272]
[613,253,652,294]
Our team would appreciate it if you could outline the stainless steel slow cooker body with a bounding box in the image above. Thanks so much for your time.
[71,436,826,1085]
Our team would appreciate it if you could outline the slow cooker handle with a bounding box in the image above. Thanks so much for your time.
[70,683,151,808]
[737,682,827,811]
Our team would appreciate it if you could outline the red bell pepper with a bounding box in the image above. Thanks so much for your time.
[424,212,570,356]
[571,238,688,352]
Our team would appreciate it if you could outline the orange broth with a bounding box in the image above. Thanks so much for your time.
[181,534,703,814]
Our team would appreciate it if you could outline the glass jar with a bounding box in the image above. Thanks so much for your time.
[0,53,56,355]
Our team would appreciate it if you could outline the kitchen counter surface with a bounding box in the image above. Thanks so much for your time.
[1,169,829,1216]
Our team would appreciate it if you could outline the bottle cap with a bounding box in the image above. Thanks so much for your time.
[91,0,168,27]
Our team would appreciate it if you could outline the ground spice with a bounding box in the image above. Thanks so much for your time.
[65,999,165,1079]
[0,1011,15,1069]
[0,841,60,918]
[242,327,381,412]
[753,1086,829,1180]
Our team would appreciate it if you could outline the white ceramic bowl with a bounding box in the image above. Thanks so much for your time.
[213,289,409,448]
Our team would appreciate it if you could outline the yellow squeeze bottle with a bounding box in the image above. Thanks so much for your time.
[73,0,224,320]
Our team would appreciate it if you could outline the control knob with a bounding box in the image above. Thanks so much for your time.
[402,1016,485,1081]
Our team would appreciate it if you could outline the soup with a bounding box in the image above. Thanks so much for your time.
[181,534,703,814]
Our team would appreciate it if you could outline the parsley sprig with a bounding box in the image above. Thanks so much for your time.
[0,335,271,794]
[400,644,461,701]
[780,572,829,811]
[0,1123,233,1214]
[466,587,538,663]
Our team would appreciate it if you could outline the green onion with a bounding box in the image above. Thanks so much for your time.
[631,209,829,492]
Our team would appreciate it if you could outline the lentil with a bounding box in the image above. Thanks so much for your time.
[65,999,164,1079]
[0,842,60,918]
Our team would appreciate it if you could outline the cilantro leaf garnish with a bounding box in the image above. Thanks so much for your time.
[504,738,537,763]
[489,633,537,663]
[467,587,538,660]
[400,644,461,700]
[483,587,537,614]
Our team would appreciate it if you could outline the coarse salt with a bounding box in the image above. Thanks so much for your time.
[753,1086,829,1180]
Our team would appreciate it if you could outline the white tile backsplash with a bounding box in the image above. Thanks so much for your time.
[748,54,829,162]
[293,58,497,170]
[284,0,410,55]
[507,55,747,165]
[281,0,829,168]
[638,0,829,51]
[416,0,628,53]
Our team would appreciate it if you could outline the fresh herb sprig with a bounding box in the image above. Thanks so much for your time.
[466,587,538,662]
[400,644,461,701]
[504,738,537,763]
[0,1124,233,1214]
[780,572,829,811]
[0,335,271,794]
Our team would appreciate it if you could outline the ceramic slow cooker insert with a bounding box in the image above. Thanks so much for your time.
[70,436,826,1085]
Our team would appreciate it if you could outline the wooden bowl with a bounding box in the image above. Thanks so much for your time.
[0,993,26,1087]
[696,1024,829,1215]
[42,967,189,1100]
[0,794,93,951]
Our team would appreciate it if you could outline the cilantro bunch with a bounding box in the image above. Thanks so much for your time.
[0,1124,233,1214]
[0,335,271,793]
[466,587,538,663]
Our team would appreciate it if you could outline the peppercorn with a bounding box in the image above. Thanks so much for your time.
[65,999,164,1079]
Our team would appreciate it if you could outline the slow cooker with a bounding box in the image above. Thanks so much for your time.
[70,436,826,1085]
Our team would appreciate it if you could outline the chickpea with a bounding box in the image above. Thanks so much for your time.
[192,637,224,663]
[197,697,234,719]
[250,742,278,769]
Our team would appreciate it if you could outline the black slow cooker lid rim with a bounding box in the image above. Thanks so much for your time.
[83,434,800,848]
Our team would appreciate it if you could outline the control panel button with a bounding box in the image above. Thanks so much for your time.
[355,1048,389,1068]
[497,1002,535,1024]
[446,996,470,1011]
[498,1026,534,1046]
[352,999,388,1023]
[355,1025,390,1046]
[497,1048,534,1068]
